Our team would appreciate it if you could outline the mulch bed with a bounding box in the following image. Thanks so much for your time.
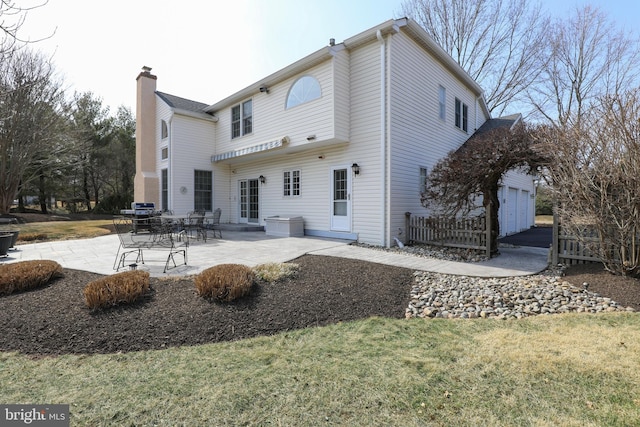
[0,255,414,356]
[1,255,637,357]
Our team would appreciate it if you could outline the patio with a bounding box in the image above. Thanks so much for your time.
[4,231,353,277]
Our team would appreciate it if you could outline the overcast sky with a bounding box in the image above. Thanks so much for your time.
[16,0,640,115]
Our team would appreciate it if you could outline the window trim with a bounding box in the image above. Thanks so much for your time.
[161,120,168,139]
[438,86,446,121]
[194,169,213,212]
[283,169,301,197]
[231,99,253,139]
[454,97,468,133]
[419,166,428,195]
[286,75,322,109]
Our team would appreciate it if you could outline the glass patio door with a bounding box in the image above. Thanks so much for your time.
[239,179,259,223]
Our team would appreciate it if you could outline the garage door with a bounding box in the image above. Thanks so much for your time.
[506,187,518,235]
[519,190,530,230]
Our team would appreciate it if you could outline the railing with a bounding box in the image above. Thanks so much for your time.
[405,211,491,257]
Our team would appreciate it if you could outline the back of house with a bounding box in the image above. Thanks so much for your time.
[134,18,535,247]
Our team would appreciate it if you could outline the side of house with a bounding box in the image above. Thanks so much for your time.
[134,18,535,247]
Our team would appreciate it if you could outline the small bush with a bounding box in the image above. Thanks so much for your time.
[195,263,254,302]
[253,262,299,283]
[17,232,48,242]
[0,260,63,295]
[83,270,150,309]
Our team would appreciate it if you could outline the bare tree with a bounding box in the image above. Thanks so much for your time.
[421,121,547,255]
[400,0,548,116]
[538,89,640,276]
[529,5,640,127]
[0,47,66,214]
[0,0,52,55]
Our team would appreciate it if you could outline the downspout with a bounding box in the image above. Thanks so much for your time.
[167,112,174,212]
[377,29,388,248]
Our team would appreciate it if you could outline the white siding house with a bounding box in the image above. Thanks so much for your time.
[134,18,535,247]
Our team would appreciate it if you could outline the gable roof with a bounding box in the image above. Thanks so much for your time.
[156,91,217,121]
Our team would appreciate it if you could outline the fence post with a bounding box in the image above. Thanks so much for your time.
[404,212,411,245]
[552,207,559,265]
[485,205,492,258]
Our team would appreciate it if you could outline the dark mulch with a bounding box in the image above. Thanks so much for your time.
[563,263,640,311]
[0,255,414,356]
[1,255,638,357]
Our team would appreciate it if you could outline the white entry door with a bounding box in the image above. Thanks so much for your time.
[331,167,351,231]
[239,179,260,224]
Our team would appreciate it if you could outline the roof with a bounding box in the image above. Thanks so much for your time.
[473,114,522,136]
[155,91,209,113]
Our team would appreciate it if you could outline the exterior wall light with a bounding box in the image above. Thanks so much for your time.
[351,163,360,175]
[259,175,266,184]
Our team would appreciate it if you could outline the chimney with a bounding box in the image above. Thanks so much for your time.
[329,38,335,46]
[134,66,159,205]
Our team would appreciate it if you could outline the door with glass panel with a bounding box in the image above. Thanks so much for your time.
[239,179,259,223]
[331,167,351,231]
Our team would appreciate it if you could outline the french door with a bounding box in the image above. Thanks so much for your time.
[239,179,259,223]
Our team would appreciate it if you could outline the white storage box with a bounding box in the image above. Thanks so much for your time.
[265,216,304,237]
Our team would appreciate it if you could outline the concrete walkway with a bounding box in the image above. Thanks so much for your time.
[2,231,550,278]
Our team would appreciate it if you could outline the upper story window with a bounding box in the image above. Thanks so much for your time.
[161,146,168,160]
[454,98,468,132]
[286,76,321,109]
[161,120,168,139]
[438,86,446,121]
[232,99,253,139]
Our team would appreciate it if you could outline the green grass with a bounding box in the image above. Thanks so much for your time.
[1,314,639,426]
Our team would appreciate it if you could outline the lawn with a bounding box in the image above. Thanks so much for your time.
[14,219,113,242]
[1,314,638,426]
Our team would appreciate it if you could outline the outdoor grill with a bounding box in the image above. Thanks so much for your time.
[119,202,162,232]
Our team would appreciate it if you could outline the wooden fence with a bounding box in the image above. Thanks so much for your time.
[552,212,601,265]
[404,211,491,257]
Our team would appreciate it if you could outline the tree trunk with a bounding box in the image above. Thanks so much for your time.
[484,185,501,256]
[38,172,48,214]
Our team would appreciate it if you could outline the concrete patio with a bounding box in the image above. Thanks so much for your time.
[2,231,550,278]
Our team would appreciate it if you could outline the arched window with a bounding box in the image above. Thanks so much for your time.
[286,75,321,109]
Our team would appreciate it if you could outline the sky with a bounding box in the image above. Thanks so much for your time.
[15,0,640,115]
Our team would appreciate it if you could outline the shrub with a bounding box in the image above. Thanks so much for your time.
[0,260,63,295]
[195,263,254,302]
[17,232,48,242]
[83,270,150,309]
[253,262,299,283]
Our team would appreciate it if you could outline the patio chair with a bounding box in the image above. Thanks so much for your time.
[204,208,222,239]
[113,217,189,273]
[186,210,207,242]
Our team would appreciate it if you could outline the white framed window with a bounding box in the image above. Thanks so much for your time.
[161,120,168,139]
[194,170,212,211]
[286,75,321,109]
[419,167,428,194]
[283,170,301,197]
[232,99,253,139]
[455,98,468,132]
[438,86,446,121]
[161,146,168,160]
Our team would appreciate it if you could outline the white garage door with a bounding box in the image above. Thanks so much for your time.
[520,190,530,230]
[506,187,518,235]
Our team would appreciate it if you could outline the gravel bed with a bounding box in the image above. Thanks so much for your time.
[406,264,635,319]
